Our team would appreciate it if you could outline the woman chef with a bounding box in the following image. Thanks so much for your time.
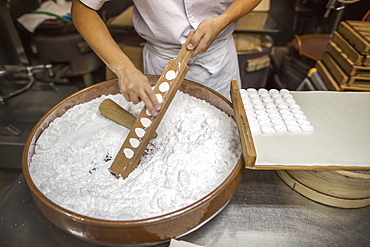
[71,0,261,116]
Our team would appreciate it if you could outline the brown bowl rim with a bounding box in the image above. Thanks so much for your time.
[22,77,243,228]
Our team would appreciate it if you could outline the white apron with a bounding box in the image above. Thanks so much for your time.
[143,35,241,101]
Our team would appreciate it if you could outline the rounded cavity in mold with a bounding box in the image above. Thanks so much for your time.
[140,117,152,128]
[159,82,170,93]
[156,93,164,103]
[129,138,140,148]
[165,70,177,80]
[135,128,146,138]
[145,108,152,116]
[123,148,134,159]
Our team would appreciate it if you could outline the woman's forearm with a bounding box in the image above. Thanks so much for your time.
[71,0,135,76]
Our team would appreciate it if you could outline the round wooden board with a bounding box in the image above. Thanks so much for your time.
[286,170,370,199]
[276,170,370,209]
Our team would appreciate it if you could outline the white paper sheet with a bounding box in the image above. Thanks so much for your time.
[254,91,370,168]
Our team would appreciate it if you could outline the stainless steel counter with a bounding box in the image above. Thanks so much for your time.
[1,169,369,247]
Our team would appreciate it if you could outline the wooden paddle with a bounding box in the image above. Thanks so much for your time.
[99,99,157,138]
[109,33,194,178]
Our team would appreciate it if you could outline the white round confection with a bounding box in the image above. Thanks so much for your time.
[301,125,314,133]
[289,104,301,110]
[269,114,282,121]
[259,120,272,128]
[240,89,248,97]
[156,93,164,103]
[267,109,279,115]
[292,109,304,115]
[272,94,282,100]
[159,82,170,93]
[269,89,279,95]
[271,119,285,126]
[249,120,260,128]
[279,109,292,116]
[244,104,254,111]
[258,88,268,94]
[280,89,289,95]
[297,119,311,126]
[165,70,177,80]
[287,125,301,134]
[261,126,274,135]
[241,95,250,103]
[285,120,299,126]
[265,103,276,110]
[135,127,146,138]
[255,110,268,117]
[285,98,296,105]
[254,104,265,111]
[282,114,295,121]
[274,99,285,105]
[245,110,256,118]
[257,115,269,122]
[295,115,307,121]
[145,108,152,116]
[249,94,260,100]
[248,120,260,128]
[274,124,286,134]
[124,148,134,159]
[278,104,289,110]
[129,138,140,148]
[263,98,273,104]
[140,117,152,128]
[260,94,271,102]
[252,98,263,104]
[247,88,258,94]
[283,94,293,100]
[251,126,261,135]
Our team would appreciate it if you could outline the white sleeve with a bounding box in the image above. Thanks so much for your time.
[79,0,110,10]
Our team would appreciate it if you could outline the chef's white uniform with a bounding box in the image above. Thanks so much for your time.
[80,0,241,100]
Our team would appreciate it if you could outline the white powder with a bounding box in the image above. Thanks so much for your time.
[29,91,241,221]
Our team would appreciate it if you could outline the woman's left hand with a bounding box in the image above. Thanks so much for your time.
[187,17,224,57]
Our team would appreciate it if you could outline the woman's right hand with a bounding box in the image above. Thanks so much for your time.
[117,67,161,117]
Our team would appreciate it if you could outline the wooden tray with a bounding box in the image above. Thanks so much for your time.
[276,170,370,209]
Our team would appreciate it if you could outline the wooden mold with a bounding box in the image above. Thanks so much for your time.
[109,34,194,178]
[230,80,257,168]
[276,170,370,209]
[327,41,370,76]
[337,21,370,55]
[332,31,364,65]
[321,52,348,85]
[315,60,342,91]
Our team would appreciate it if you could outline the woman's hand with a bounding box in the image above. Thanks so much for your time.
[187,0,261,57]
[187,18,223,57]
[116,67,161,117]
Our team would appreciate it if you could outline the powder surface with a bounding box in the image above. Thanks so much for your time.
[29,91,241,221]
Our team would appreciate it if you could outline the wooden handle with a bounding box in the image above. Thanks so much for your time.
[99,99,157,138]
[230,80,257,168]
[109,33,194,178]
[99,99,136,129]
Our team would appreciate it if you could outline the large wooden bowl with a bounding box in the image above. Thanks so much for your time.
[22,76,244,246]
